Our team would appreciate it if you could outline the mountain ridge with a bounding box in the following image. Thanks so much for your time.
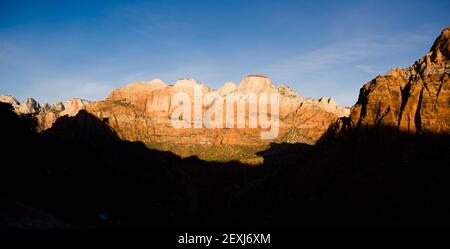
[1,75,349,157]
[348,26,450,134]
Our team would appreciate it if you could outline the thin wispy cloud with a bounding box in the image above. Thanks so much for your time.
[264,32,429,79]
[262,32,431,105]
[355,64,378,74]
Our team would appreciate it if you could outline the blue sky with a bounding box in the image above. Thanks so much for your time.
[0,0,449,106]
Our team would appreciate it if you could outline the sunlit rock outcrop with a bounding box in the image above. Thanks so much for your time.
[349,26,450,134]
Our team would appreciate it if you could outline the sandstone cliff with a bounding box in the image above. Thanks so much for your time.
[83,75,349,148]
[350,26,450,134]
[1,75,349,160]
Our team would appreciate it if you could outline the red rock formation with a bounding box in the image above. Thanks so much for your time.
[36,98,90,130]
[350,26,450,134]
[82,75,348,148]
[1,75,349,159]
[0,96,90,131]
[60,98,90,116]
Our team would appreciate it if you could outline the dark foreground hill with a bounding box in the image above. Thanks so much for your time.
[0,99,449,228]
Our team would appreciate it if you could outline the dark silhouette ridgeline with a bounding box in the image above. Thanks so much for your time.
[0,102,449,228]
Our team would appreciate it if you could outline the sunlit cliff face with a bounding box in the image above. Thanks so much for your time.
[0,74,350,161]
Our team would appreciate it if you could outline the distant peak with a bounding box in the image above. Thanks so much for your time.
[174,78,200,88]
[239,74,273,92]
[246,74,268,78]
[218,82,237,95]
[430,26,450,62]
[148,78,166,86]
[0,94,20,106]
